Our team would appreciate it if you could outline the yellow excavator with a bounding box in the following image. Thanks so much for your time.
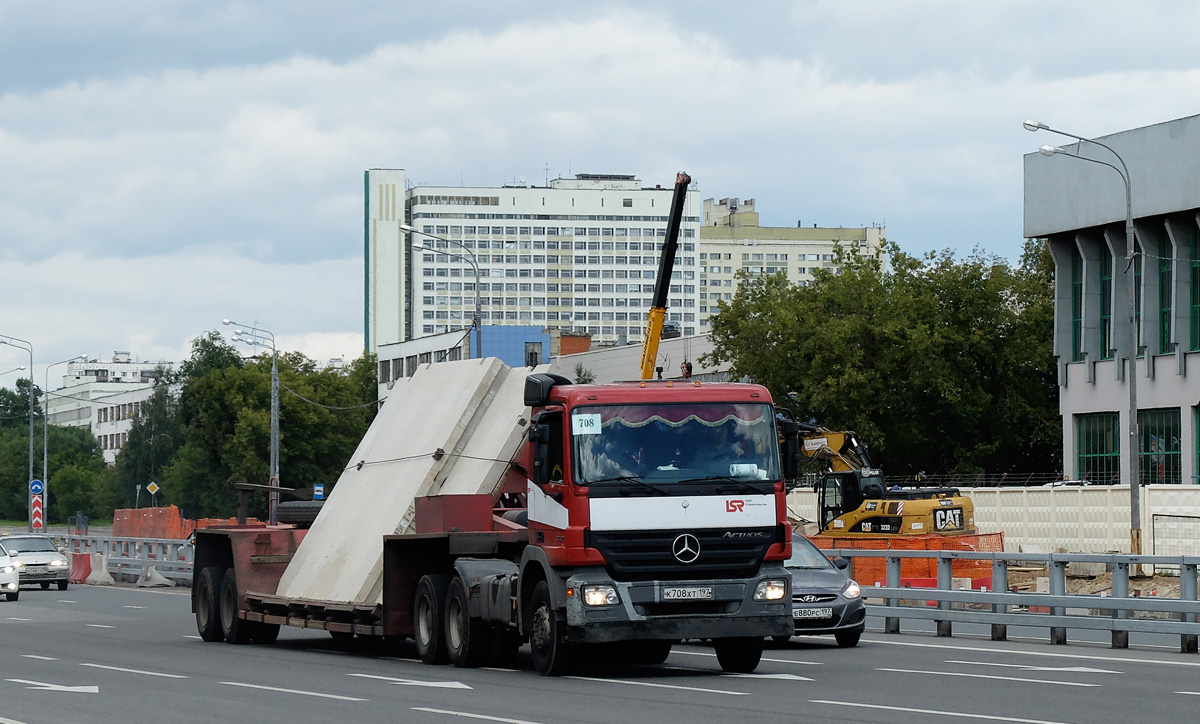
[789,423,976,538]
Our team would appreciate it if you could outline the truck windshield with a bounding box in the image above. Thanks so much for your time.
[571,403,780,485]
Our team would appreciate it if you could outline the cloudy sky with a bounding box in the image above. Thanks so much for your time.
[2,1,1199,386]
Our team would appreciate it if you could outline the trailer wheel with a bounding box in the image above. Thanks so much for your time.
[527,580,575,676]
[445,577,492,668]
[414,574,450,665]
[194,566,225,642]
[713,637,764,673]
[220,568,254,645]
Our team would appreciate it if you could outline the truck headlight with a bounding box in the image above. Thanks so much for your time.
[582,585,620,606]
[50,559,68,567]
[754,579,787,601]
[842,581,861,599]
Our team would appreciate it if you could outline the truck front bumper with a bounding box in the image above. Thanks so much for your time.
[562,565,793,643]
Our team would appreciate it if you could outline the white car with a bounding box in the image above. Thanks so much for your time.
[0,541,20,601]
[0,535,70,591]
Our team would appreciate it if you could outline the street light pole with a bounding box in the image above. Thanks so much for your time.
[1,335,35,532]
[222,319,280,525]
[399,224,483,359]
[1025,119,1141,555]
[43,355,86,497]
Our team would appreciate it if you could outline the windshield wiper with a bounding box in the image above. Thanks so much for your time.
[587,475,670,496]
[676,475,766,493]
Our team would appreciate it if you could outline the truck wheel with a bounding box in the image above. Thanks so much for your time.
[527,580,575,676]
[445,577,492,668]
[194,566,225,642]
[714,637,764,673]
[834,629,862,648]
[414,574,450,665]
[252,623,280,644]
[220,568,254,645]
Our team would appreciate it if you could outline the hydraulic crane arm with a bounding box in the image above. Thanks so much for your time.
[638,171,691,380]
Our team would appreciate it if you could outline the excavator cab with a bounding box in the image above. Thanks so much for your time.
[817,470,885,529]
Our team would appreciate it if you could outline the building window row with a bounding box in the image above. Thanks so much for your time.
[100,432,128,451]
[98,401,142,424]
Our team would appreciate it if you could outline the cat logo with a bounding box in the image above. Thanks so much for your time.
[861,522,873,532]
[934,508,964,531]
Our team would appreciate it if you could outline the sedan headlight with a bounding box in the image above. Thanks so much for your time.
[0,565,13,574]
[842,581,861,599]
[50,559,68,567]
[754,579,788,601]
[582,584,620,607]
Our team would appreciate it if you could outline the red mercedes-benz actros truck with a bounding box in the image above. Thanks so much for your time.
[192,372,794,675]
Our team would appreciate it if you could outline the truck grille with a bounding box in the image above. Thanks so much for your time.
[586,528,776,582]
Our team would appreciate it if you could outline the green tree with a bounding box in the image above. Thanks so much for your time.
[704,241,1059,475]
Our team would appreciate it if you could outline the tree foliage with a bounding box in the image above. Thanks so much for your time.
[703,240,1059,475]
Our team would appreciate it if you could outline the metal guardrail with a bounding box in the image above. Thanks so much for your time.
[836,549,1200,652]
[67,535,194,585]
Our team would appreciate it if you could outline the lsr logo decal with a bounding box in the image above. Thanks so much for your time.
[726,500,745,512]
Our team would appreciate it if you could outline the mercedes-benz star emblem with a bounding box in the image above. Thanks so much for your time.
[671,533,701,564]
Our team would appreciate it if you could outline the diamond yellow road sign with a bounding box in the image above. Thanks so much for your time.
[147,482,160,495]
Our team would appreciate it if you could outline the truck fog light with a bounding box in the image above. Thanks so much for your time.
[842,581,861,599]
[582,585,620,606]
[754,579,787,601]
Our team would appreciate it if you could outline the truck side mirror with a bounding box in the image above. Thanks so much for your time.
[529,423,551,488]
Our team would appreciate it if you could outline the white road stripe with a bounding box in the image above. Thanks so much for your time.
[0,716,32,724]
[7,617,31,622]
[80,663,187,679]
[810,699,1074,724]
[182,635,202,640]
[1176,691,1200,696]
[877,667,1100,687]
[565,675,748,696]
[479,667,519,673]
[347,673,471,690]
[58,600,76,604]
[121,605,145,609]
[84,624,114,629]
[946,660,1121,675]
[21,655,57,661]
[670,650,822,666]
[865,638,1200,668]
[412,707,543,724]
[219,681,366,702]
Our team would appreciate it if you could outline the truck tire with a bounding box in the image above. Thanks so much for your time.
[714,636,764,673]
[445,576,492,668]
[414,574,450,665]
[275,499,324,527]
[194,566,225,642]
[220,568,254,644]
[527,580,575,676]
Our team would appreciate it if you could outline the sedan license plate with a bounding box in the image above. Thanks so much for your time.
[793,607,834,619]
[25,566,46,574]
[663,586,714,600]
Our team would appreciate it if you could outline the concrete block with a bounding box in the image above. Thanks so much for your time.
[1067,560,1107,577]
[277,358,538,604]
[85,554,114,586]
[136,566,172,587]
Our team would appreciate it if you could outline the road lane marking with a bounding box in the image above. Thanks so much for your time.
[183,635,202,640]
[810,699,1074,724]
[1176,691,1200,696]
[58,600,75,604]
[723,672,813,681]
[412,707,543,724]
[6,679,98,694]
[670,650,822,665]
[946,660,1121,675]
[0,716,32,724]
[21,655,57,661]
[877,667,1100,687]
[219,681,366,701]
[85,624,114,629]
[122,605,145,609]
[7,618,31,622]
[80,664,188,679]
[565,675,749,695]
[865,638,1200,668]
[480,667,519,673]
[348,673,472,689]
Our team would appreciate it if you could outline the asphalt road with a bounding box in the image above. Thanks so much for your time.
[3,584,1199,724]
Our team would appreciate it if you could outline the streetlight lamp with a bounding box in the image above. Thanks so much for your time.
[0,365,26,377]
[0,335,36,532]
[398,224,484,359]
[222,319,280,525]
[1025,118,1141,555]
[43,355,87,494]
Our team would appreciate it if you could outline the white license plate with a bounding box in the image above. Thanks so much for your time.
[25,566,46,574]
[663,587,714,600]
[793,607,834,619]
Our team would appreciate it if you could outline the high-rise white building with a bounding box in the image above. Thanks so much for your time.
[364,172,701,353]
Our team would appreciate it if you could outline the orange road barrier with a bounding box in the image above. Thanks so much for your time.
[68,553,91,584]
[808,532,1005,586]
